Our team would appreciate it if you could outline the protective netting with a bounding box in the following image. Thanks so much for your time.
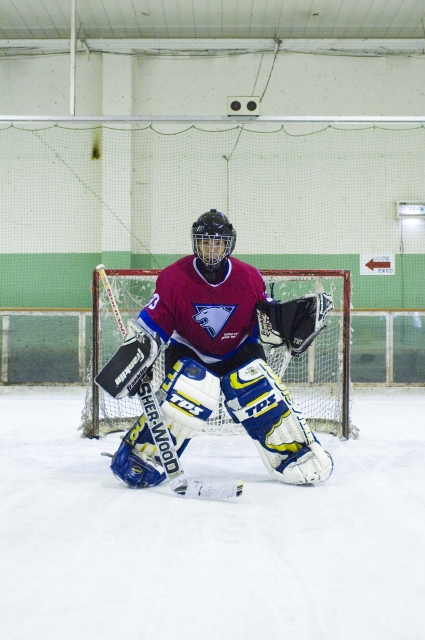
[80,271,353,439]
[1,123,425,311]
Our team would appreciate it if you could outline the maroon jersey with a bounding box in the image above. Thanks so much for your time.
[138,256,270,363]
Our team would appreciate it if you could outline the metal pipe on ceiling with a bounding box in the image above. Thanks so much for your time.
[70,0,77,116]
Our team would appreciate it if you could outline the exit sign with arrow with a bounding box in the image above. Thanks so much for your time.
[360,255,395,275]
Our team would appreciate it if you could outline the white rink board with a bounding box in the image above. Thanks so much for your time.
[1,386,424,640]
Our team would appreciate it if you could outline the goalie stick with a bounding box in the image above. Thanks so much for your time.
[96,264,243,500]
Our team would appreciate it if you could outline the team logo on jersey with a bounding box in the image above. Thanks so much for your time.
[192,304,236,338]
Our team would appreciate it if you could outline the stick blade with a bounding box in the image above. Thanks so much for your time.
[183,479,243,500]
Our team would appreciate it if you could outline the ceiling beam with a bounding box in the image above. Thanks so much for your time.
[0,38,425,56]
[1,116,425,123]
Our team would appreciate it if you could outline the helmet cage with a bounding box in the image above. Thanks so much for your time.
[192,234,234,267]
[191,209,237,270]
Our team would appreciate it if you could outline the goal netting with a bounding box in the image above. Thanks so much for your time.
[80,268,354,440]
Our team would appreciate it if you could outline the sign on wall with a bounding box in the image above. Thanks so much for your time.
[360,255,395,275]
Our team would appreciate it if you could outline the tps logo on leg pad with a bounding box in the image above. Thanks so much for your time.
[228,388,284,428]
[168,392,208,418]
[240,391,279,419]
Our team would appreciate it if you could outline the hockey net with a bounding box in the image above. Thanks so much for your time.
[80,269,354,439]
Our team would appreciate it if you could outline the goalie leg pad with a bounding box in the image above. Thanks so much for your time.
[221,359,333,485]
[110,415,166,488]
[109,359,220,488]
[254,440,334,485]
[111,440,166,488]
[109,413,191,489]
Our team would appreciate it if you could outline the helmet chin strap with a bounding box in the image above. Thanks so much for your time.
[196,257,228,284]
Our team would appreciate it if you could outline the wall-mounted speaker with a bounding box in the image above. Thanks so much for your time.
[227,97,260,116]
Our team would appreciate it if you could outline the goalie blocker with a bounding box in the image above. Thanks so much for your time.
[95,320,161,399]
[256,292,333,355]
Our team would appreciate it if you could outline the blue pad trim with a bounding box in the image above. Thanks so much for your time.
[111,440,166,488]
[221,362,288,432]
[110,415,190,488]
[274,444,312,473]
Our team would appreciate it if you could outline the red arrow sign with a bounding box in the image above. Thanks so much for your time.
[365,259,391,271]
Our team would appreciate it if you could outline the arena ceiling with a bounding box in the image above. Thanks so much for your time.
[1,0,425,40]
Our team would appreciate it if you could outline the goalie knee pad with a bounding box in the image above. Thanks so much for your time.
[158,358,221,446]
[221,358,313,443]
[221,359,333,485]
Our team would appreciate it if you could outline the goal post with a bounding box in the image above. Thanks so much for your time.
[260,269,352,439]
[81,268,353,440]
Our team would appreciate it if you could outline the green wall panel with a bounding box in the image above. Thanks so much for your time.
[8,316,79,383]
[393,315,425,383]
[351,316,387,383]
[1,253,424,310]
[1,254,100,309]
[240,254,425,309]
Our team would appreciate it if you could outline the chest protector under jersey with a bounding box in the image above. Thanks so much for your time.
[139,256,270,361]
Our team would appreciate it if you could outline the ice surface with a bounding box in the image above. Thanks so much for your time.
[1,386,424,640]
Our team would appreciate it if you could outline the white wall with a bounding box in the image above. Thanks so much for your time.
[1,49,425,117]
[0,53,102,116]
[1,49,425,258]
[134,52,425,118]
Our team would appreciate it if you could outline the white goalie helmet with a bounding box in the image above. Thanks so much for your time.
[191,209,237,269]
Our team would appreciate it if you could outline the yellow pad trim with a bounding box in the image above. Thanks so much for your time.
[267,441,303,453]
[127,414,147,444]
[161,359,184,392]
[230,371,263,389]
[176,390,201,405]
[265,420,303,453]
[245,391,269,408]
[255,401,279,418]
[169,402,196,418]
[139,442,157,456]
